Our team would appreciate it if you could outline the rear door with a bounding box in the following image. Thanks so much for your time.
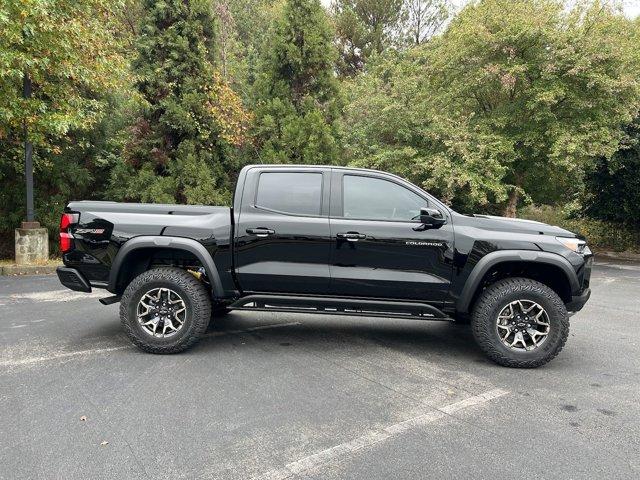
[235,167,331,294]
[328,170,454,302]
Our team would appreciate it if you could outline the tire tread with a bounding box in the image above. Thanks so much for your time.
[120,267,211,354]
[471,277,569,368]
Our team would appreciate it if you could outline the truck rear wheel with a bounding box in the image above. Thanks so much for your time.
[471,277,569,368]
[120,267,211,354]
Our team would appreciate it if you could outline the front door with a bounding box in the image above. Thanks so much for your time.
[235,168,331,294]
[328,171,454,302]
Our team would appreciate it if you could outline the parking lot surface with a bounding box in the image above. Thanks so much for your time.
[1,260,639,480]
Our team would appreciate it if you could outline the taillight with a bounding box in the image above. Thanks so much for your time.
[59,213,79,253]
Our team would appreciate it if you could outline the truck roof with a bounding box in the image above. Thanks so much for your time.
[244,164,378,172]
[241,164,405,180]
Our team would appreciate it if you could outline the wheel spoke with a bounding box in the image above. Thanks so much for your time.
[527,327,548,339]
[510,331,525,348]
[137,287,187,338]
[534,310,549,326]
[141,316,159,327]
[163,318,175,334]
[497,300,550,352]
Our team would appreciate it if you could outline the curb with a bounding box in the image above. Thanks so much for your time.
[0,264,61,276]
[594,251,640,263]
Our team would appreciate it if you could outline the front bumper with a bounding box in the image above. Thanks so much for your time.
[56,267,92,293]
[566,288,591,312]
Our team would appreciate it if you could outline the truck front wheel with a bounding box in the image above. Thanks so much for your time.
[120,267,211,354]
[471,277,569,368]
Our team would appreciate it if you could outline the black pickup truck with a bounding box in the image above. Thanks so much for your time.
[57,165,592,367]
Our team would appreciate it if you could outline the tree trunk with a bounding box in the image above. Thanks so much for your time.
[504,188,519,218]
[504,173,523,218]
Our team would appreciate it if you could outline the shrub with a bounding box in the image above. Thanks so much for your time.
[520,205,640,253]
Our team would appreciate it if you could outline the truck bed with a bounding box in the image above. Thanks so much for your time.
[68,200,227,216]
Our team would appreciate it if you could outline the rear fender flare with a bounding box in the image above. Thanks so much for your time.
[456,250,580,313]
[107,236,223,297]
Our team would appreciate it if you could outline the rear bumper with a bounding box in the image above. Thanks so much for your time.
[566,288,591,312]
[56,267,91,293]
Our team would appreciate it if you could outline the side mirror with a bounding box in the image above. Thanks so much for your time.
[418,207,446,229]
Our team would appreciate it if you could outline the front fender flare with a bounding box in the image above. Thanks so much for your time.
[456,250,580,313]
[107,236,223,297]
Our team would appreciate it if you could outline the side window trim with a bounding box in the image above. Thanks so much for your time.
[253,170,326,218]
[338,173,429,223]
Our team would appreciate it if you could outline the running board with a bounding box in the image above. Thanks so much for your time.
[229,294,452,321]
[99,295,121,305]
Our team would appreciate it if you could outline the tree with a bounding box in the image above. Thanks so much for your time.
[211,0,278,102]
[332,0,404,76]
[110,0,250,205]
[253,0,341,164]
[343,51,509,213]
[343,0,640,215]
[0,0,130,230]
[423,0,640,216]
[331,0,451,76]
[582,117,640,225]
[400,0,450,46]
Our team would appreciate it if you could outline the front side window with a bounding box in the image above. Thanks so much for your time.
[342,175,426,221]
[256,172,323,216]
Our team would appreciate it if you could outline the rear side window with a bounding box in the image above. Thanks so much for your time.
[256,172,323,216]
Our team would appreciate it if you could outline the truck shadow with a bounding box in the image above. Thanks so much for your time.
[79,311,489,365]
[198,311,488,364]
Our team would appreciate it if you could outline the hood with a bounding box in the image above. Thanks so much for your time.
[464,214,577,237]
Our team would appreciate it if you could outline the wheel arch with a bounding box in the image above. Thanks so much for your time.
[456,250,580,314]
[107,236,223,297]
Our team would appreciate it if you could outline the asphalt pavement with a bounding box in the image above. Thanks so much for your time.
[0,260,639,480]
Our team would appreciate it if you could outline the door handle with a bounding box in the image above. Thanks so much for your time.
[246,227,275,237]
[336,232,366,242]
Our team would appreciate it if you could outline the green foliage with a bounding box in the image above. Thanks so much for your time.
[343,51,509,213]
[253,0,341,164]
[332,0,404,76]
[110,0,250,205]
[0,0,131,233]
[521,205,640,253]
[424,0,640,216]
[582,117,640,225]
[344,0,640,216]
[400,0,450,46]
[213,0,276,97]
[332,0,450,76]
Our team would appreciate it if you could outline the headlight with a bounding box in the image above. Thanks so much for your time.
[556,237,587,254]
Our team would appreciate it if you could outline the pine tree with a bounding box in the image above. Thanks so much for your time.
[111,0,249,205]
[253,0,341,165]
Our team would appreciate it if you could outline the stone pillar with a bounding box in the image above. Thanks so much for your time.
[15,221,49,265]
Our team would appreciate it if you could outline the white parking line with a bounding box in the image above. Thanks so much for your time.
[256,388,509,480]
[0,346,130,368]
[0,322,301,368]
[6,289,104,303]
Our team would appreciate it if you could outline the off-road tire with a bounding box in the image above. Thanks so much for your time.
[471,277,569,368]
[120,267,211,354]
